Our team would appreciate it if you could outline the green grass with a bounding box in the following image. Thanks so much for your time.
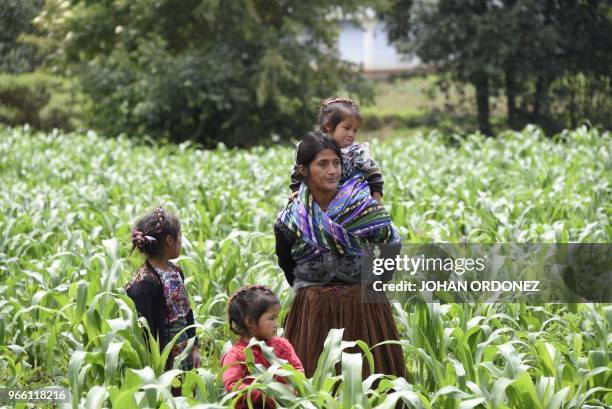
[361,76,443,118]
[359,75,508,139]
[0,125,610,408]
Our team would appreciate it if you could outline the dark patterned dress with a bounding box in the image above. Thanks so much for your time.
[125,261,198,370]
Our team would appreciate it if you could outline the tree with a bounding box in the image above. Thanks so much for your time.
[0,0,83,131]
[383,0,612,134]
[383,0,503,134]
[546,0,612,129]
[0,0,43,73]
[34,0,374,146]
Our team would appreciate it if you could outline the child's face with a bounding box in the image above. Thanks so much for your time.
[250,303,280,341]
[166,231,182,259]
[328,116,360,148]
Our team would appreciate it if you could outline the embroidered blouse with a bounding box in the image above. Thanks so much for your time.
[125,261,198,353]
[274,220,401,290]
[156,264,190,323]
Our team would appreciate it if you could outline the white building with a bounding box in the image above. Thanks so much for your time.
[338,17,420,76]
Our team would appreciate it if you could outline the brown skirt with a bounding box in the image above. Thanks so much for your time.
[283,284,407,379]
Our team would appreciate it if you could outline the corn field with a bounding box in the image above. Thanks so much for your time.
[0,125,610,408]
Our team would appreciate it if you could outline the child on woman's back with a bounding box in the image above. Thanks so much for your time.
[290,97,384,202]
[221,285,303,408]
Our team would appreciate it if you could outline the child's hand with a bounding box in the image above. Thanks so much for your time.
[191,345,201,368]
[373,192,383,203]
[287,191,299,204]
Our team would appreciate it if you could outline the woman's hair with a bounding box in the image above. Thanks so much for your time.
[130,207,181,257]
[316,97,362,133]
[296,130,342,169]
[228,285,280,336]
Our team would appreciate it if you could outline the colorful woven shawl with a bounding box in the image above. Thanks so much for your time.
[278,172,400,262]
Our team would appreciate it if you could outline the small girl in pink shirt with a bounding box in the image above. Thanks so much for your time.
[221,285,304,408]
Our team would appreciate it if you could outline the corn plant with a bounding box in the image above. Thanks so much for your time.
[0,125,610,408]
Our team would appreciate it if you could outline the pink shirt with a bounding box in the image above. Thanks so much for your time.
[221,336,304,407]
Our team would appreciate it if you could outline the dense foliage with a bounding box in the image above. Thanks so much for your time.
[0,126,610,407]
[32,0,374,146]
[0,0,43,74]
[383,0,612,135]
[0,72,82,131]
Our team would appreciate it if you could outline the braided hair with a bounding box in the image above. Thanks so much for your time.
[316,97,362,134]
[130,207,181,256]
[228,285,280,336]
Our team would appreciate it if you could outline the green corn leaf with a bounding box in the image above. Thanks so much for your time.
[313,328,345,390]
[84,385,109,409]
[104,340,125,385]
[342,352,367,409]
[68,350,87,409]
[507,372,543,409]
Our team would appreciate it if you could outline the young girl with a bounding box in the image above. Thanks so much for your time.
[221,285,304,408]
[125,207,201,371]
[290,97,384,202]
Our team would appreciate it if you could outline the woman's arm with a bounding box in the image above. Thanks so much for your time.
[364,207,402,282]
[378,241,402,282]
[274,222,297,286]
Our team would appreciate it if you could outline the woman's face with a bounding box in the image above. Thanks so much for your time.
[304,148,341,193]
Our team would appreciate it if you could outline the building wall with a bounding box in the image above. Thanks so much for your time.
[338,20,420,73]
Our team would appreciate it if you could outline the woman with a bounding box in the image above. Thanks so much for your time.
[274,131,406,379]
